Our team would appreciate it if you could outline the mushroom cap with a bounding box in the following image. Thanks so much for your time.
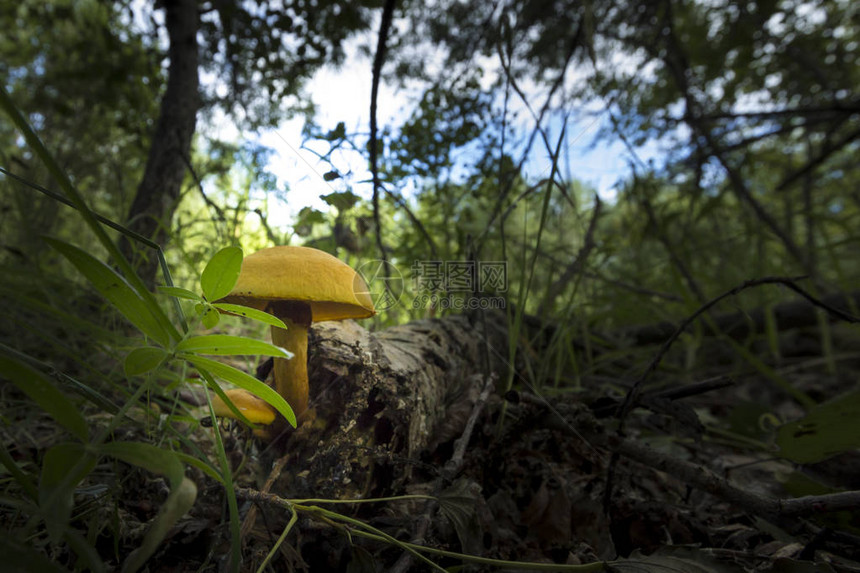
[212,388,277,425]
[219,246,375,322]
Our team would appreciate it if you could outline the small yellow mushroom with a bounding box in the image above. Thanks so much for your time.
[212,388,277,437]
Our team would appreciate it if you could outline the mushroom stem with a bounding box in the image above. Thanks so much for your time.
[269,301,312,420]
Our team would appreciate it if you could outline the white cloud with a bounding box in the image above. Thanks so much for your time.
[252,31,660,228]
[252,34,406,223]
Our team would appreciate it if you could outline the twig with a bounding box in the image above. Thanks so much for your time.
[522,397,860,534]
[390,374,495,573]
[656,6,809,271]
[603,276,860,517]
[538,194,603,316]
[369,0,397,265]
[252,208,280,246]
[602,432,860,525]
[617,276,859,426]
[445,374,496,478]
[239,453,292,542]
[589,374,737,418]
[179,150,226,223]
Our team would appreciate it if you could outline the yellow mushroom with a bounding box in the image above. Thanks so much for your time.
[216,246,375,423]
[211,388,277,437]
[213,388,277,424]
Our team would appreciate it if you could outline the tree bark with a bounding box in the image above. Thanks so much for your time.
[270,311,509,499]
[121,0,200,288]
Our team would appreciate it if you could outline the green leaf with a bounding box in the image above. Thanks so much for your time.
[438,478,482,555]
[44,237,171,346]
[124,347,169,377]
[98,442,197,573]
[180,354,296,427]
[174,452,224,485]
[126,477,196,573]
[293,207,325,237]
[321,190,360,212]
[157,286,203,301]
[196,302,221,329]
[212,303,287,329]
[63,527,107,573]
[0,536,72,573]
[201,246,243,302]
[619,546,746,572]
[0,442,38,500]
[99,441,183,488]
[776,390,860,463]
[39,443,98,542]
[0,356,88,442]
[176,334,293,359]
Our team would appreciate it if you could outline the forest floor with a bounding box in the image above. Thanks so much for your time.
[5,312,860,572]
[110,319,860,572]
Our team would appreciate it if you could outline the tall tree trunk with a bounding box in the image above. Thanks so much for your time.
[121,0,199,288]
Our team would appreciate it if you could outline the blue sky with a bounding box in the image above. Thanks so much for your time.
[241,36,661,226]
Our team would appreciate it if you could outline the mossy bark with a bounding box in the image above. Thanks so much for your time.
[269,311,509,500]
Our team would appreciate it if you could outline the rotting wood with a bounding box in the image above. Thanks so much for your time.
[267,311,509,500]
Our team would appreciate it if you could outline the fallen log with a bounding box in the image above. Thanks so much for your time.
[268,310,509,500]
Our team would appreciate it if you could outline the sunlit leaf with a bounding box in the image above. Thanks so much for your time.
[212,302,287,329]
[321,190,360,212]
[180,354,296,427]
[201,246,243,302]
[196,302,221,329]
[0,356,88,442]
[44,237,171,346]
[176,334,293,359]
[157,286,202,301]
[293,207,325,237]
[124,347,168,377]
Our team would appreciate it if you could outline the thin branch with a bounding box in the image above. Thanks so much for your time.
[538,194,603,316]
[653,3,809,272]
[369,0,397,264]
[637,181,707,303]
[775,124,860,194]
[700,102,860,121]
[390,375,495,573]
[253,208,280,245]
[179,150,226,223]
[617,276,860,424]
